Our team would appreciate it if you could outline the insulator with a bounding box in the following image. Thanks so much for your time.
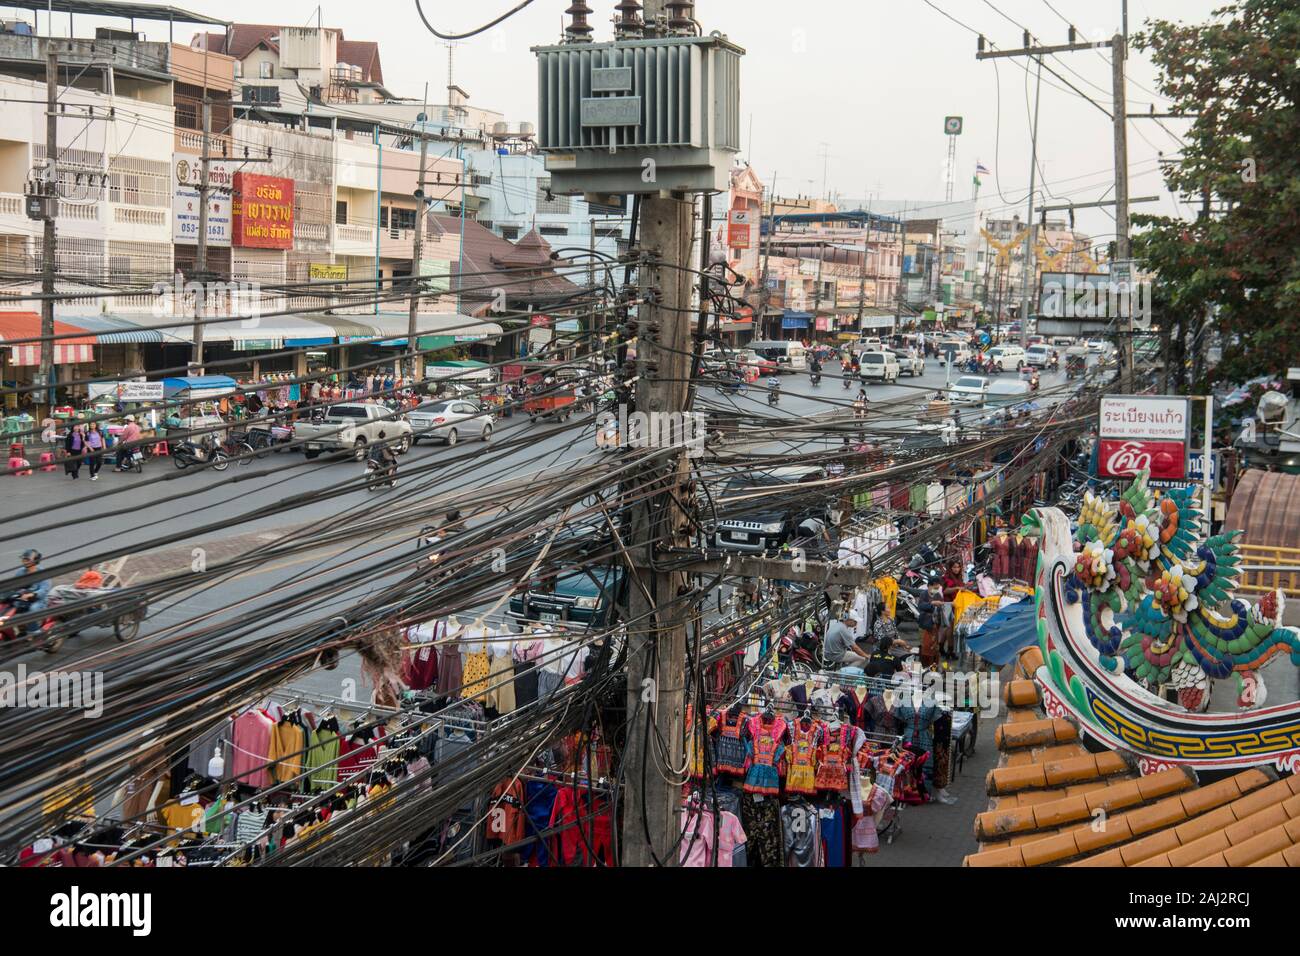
[666,0,694,34]
[565,1,594,43]
[614,0,644,39]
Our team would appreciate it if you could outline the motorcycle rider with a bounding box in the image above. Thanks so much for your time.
[367,438,398,484]
[114,415,144,471]
[854,387,869,419]
[8,549,51,635]
[767,374,781,403]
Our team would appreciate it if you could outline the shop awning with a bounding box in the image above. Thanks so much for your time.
[0,312,95,366]
[231,316,338,350]
[61,314,172,345]
[415,314,504,352]
[781,310,812,330]
[302,314,386,343]
[163,375,238,397]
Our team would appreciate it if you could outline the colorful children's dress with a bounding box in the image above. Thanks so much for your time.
[784,719,821,796]
[714,709,748,777]
[742,715,787,796]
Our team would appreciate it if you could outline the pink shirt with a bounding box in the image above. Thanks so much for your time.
[229,710,274,788]
[679,808,747,867]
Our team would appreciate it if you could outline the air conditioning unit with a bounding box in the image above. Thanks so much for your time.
[532,34,744,196]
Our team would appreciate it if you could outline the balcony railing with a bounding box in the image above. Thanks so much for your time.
[335,223,375,246]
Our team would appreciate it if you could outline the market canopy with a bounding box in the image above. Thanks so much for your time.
[0,311,95,366]
[61,314,173,345]
[965,599,1037,666]
[6,1,229,25]
[162,375,238,397]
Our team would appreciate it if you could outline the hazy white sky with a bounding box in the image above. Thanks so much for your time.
[36,0,1226,239]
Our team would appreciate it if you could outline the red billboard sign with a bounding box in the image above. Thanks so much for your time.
[1098,439,1188,481]
[728,209,752,249]
[232,173,294,249]
[1097,395,1190,481]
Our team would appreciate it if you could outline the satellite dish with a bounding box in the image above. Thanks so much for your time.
[1257,389,1288,424]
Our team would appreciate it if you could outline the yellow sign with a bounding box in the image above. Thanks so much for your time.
[309,263,347,282]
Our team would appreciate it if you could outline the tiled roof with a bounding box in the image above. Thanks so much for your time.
[428,214,580,304]
[198,26,383,84]
[964,647,1300,867]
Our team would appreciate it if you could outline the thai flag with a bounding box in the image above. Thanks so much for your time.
[975,162,991,176]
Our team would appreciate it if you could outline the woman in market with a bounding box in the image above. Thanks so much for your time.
[63,423,85,480]
[84,422,106,481]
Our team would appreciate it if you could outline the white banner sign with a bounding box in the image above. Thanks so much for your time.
[173,152,234,247]
[88,381,165,402]
[1099,395,1191,442]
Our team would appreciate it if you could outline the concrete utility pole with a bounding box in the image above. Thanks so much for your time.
[39,48,57,409]
[758,172,776,338]
[1020,54,1042,351]
[1111,32,1134,388]
[407,115,431,383]
[620,0,697,870]
[193,95,211,373]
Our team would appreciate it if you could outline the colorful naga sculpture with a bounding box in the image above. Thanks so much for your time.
[1061,472,1298,710]
[1024,471,1300,775]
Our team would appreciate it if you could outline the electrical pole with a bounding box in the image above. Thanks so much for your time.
[1020,54,1042,351]
[1111,32,1134,389]
[193,94,211,374]
[39,47,57,411]
[758,172,776,339]
[407,115,430,384]
[621,0,695,868]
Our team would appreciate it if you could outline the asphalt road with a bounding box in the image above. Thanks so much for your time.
[0,358,1084,698]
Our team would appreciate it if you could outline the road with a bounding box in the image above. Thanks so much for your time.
[0,358,1084,701]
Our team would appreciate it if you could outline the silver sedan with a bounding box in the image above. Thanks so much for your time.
[408,400,495,446]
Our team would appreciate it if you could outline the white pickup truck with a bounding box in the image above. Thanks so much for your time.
[297,403,413,461]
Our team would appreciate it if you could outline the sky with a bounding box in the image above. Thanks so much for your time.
[23,0,1227,242]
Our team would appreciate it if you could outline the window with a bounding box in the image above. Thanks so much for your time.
[379,207,388,229]
[390,208,417,232]
[335,200,348,225]
[233,60,242,78]
[259,60,273,79]
[472,173,492,186]
[500,226,520,241]
[539,226,568,237]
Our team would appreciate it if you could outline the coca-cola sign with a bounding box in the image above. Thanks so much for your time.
[1098,440,1187,480]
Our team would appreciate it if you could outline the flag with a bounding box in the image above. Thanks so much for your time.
[975,162,991,177]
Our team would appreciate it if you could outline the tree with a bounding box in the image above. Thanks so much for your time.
[1132,0,1300,387]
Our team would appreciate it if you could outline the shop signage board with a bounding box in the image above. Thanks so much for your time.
[1097,394,1191,481]
[88,381,165,402]
[309,263,347,282]
[232,173,294,249]
[173,152,233,246]
[728,209,752,249]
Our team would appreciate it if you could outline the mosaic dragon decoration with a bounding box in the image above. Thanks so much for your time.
[1024,472,1300,775]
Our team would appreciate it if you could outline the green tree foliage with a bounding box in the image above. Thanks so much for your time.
[1132,1,1300,387]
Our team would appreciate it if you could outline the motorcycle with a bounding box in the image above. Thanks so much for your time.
[116,448,145,474]
[173,436,230,472]
[767,381,781,406]
[0,572,145,654]
[365,456,398,491]
[810,369,822,386]
[0,593,59,652]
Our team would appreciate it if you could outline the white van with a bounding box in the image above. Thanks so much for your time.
[858,350,900,384]
[748,340,808,373]
[986,345,1027,372]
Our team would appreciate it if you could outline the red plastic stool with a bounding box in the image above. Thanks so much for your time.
[153,441,170,457]
[39,452,56,472]
[9,456,32,477]
[8,442,23,460]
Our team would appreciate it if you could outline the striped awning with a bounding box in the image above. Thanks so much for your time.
[0,312,96,366]
[61,314,171,345]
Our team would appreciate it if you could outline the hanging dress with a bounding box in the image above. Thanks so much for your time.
[714,709,748,777]
[685,705,719,780]
[784,719,821,797]
[742,715,787,796]
[435,623,463,696]
[814,723,852,793]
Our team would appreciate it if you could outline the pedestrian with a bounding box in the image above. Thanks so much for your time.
[63,424,85,480]
[85,422,105,481]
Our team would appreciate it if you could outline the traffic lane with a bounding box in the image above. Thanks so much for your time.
[0,411,600,575]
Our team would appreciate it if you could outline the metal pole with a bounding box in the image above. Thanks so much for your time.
[1203,395,1214,538]
[40,47,57,411]
[758,172,776,338]
[1020,54,1043,351]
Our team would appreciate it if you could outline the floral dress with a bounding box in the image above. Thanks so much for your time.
[714,709,748,777]
[784,719,821,796]
[742,715,787,796]
[814,724,852,792]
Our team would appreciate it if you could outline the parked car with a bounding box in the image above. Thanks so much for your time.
[1025,344,1055,368]
[854,336,885,354]
[891,347,926,377]
[736,349,778,375]
[1086,338,1110,353]
[710,466,832,557]
[858,350,901,384]
[986,345,1028,373]
[297,403,412,460]
[508,564,628,628]
[949,375,990,405]
[408,399,495,445]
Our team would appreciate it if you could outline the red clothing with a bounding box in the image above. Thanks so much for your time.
[548,786,614,866]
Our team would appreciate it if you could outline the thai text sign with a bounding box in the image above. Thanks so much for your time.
[232,173,294,249]
[1098,395,1190,481]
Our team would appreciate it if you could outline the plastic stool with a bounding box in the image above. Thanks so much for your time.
[8,442,23,460]
[153,441,169,457]
[9,456,32,477]
[39,452,56,472]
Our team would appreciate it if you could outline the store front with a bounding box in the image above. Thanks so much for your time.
[0,311,97,413]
